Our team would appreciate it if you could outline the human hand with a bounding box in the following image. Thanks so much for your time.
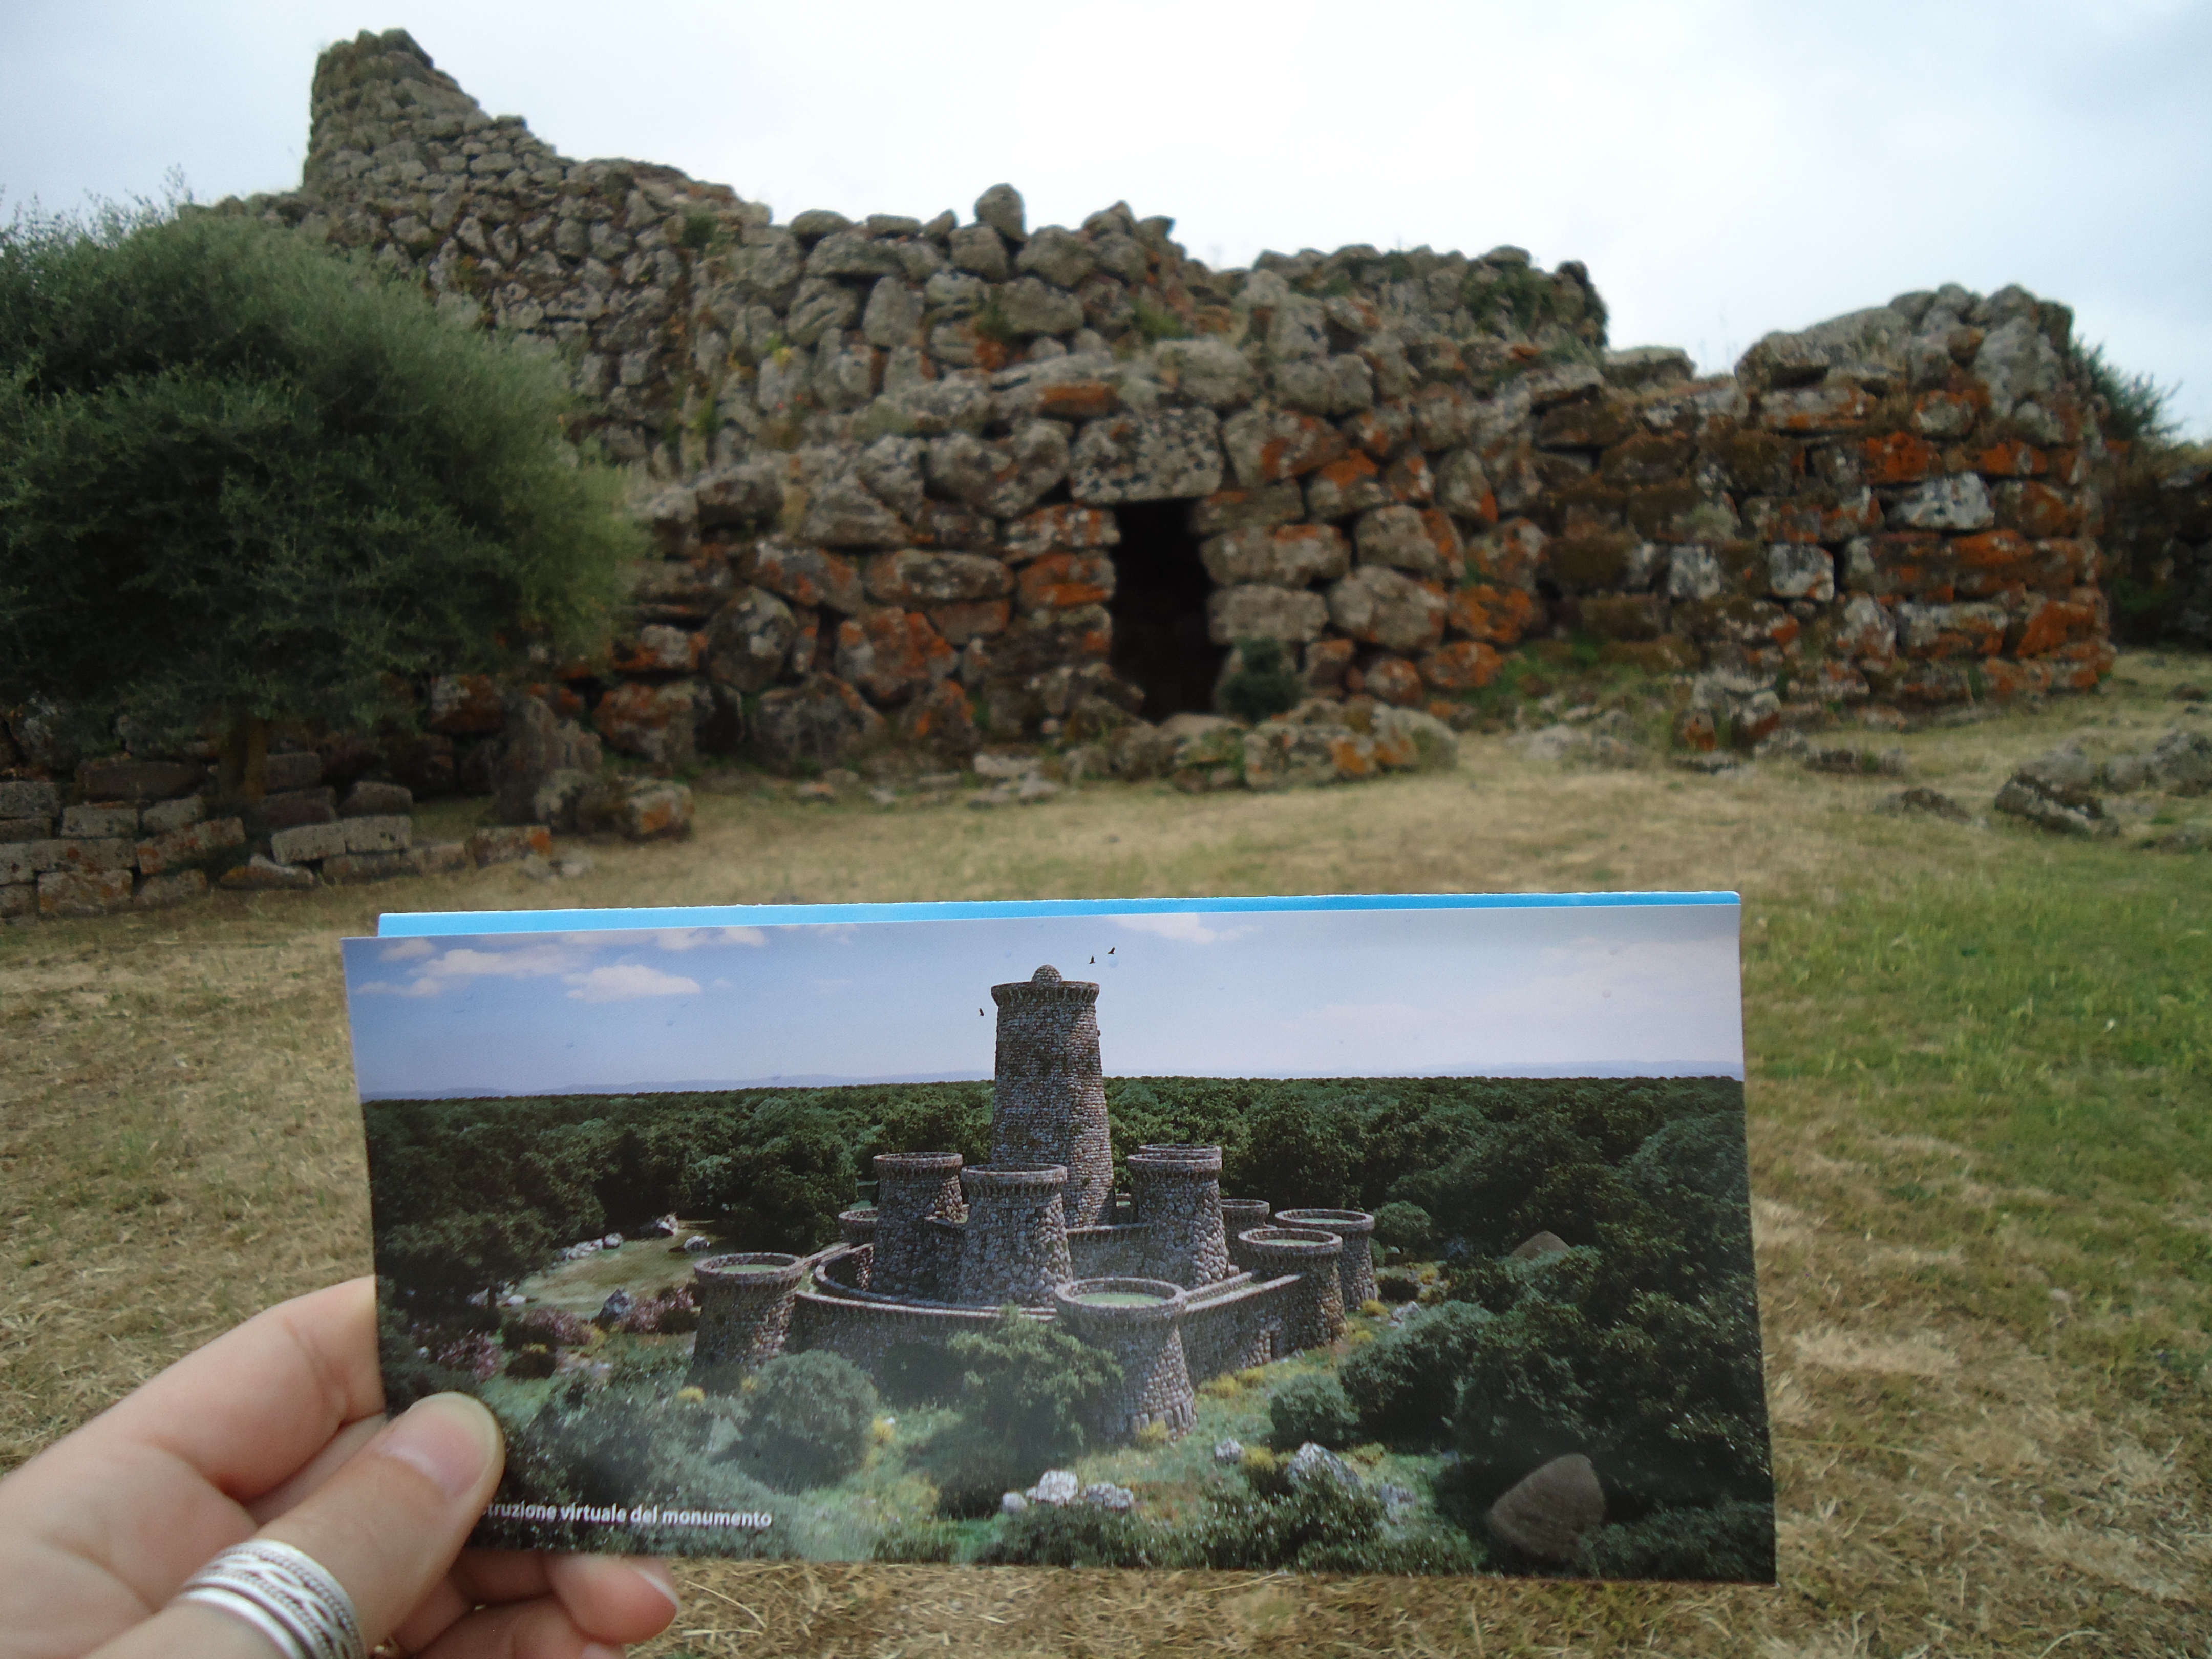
[0,1277,679,1658]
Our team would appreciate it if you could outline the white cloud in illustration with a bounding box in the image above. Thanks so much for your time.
[379,938,434,962]
[1115,913,1258,946]
[563,963,703,1003]
[656,927,767,951]
[357,941,577,997]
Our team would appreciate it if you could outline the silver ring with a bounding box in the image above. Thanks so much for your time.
[172,1538,366,1659]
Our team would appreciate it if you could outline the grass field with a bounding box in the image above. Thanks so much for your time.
[3,655,2208,1656]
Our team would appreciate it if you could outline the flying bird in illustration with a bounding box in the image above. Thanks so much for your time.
[978,1008,985,1016]
[1108,947,1115,954]
[1089,956,1095,963]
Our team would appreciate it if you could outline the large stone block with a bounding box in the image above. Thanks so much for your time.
[864,550,1012,607]
[342,815,413,854]
[1326,567,1449,654]
[269,822,349,865]
[38,868,133,917]
[74,760,205,802]
[62,803,140,838]
[141,796,205,834]
[137,816,245,875]
[750,676,887,772]
[1220,408,1346,487]
[1068,409,1223,504]
[749,537,866,614]
[425,674,506,735]
[0,781,59,820]
[1200,524,1348,588]
[1207,586,1329,646]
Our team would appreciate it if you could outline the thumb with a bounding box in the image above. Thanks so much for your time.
[257,1392,507,1641]
[88,1394,505,1659]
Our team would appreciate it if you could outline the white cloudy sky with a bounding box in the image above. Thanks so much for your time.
[341,903,1742,1098]
[4,2,2206,436]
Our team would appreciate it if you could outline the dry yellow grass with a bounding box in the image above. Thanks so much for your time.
[4,655,2208,1656]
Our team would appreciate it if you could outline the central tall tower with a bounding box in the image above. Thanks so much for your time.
[988,965,1113,1227]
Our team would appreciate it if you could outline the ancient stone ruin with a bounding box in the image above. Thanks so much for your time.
[686,964,1375,1446]
[196,28,2121,787]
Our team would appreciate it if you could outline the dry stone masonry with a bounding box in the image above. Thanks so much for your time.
[687,964,1373,1447]
[193,29,2129,793]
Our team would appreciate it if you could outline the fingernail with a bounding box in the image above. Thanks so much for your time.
[377,1393,502,1503]
[581,1646,624,1659]
[634,1561,682,1613]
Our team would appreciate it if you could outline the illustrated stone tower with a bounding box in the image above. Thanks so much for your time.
[988,966,1113,1228]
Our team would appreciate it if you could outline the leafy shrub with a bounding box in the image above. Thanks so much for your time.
[1339,1302,1494,1442]
[1579,1498,1776,1583]
[736,1352,879,1491]
[1372,1200,1439,1258]
[1218,637,1304,723]
[0,202,633,767]
[872,1519,961,1563]
[976,1503,1166,1567]
[1267,1373,1360,1451]
[1230,1086,1360,1211]
[875,1340,967,1407]
[948,1308,1122,1464]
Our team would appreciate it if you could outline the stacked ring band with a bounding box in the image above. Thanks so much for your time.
[171,1538,366,1659]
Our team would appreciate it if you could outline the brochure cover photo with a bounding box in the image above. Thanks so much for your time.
[343,895,1772,1581]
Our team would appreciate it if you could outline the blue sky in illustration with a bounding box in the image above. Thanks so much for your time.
[342,903,1741,1099]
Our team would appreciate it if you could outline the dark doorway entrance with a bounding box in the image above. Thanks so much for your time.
[1107,500,1224,719]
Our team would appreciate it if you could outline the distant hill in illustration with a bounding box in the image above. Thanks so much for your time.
[363,1060,1742,1101]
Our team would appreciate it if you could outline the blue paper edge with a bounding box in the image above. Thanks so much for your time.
[375,890,1741,937]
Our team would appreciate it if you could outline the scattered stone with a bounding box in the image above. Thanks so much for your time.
[1213,1439,1245,1465]
[1000,1491,1028,1516]
[37,868,133,917]
[2017,739,2096,791]
[1027,1469,1080,1506]
[794,781,838,803]
[1080,1482,1136,1512]
[1286,1442,1364,1494]
[1485,1454,1606,1562]
[270,822,348,866]
[1672,753,1746,776]
[1016,774,1060,803]
[468,825,554,867]
[341,814,412,854]
[219,853,317,891]
[1877,787,1971,822]
[592,1289,636,1330]
[1511,1230,1572,1260]
[416,841,472,875]
[1994,772,2117,837]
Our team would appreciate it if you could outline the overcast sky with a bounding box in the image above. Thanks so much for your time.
[341,903,1744,1099]
[5,2,2206,437]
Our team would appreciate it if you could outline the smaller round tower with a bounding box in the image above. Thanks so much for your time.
[1053,1278,1196,1442]
[871,1152,963,1299]
[1218,1199,1271,1272]
[1239,1226,1346,1351]
[1272,1208,1379,1309]
[1126,1145,1231,1286]
[954,1164,1073,1308]
[688,1252,806,1392]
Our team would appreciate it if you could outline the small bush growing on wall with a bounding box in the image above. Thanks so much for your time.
[1217,637,1304,722]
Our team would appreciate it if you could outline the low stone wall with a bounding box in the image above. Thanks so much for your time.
[1180,1273,1305,1379]
[188,28,2126,790]
[786,1284,1014,1374]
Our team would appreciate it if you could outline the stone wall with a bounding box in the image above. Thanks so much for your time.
[2109,449,2212,646]
[196,27,2128,786]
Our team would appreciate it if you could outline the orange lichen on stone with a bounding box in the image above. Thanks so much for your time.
[1418,640,1504,692]
[1036,380,1119,421]
[1018,553,1115,611]
[1362,656,1424,707]
[1862,431,1942,485]
[1975,438,2046,478]
[1447,583,1539,645]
